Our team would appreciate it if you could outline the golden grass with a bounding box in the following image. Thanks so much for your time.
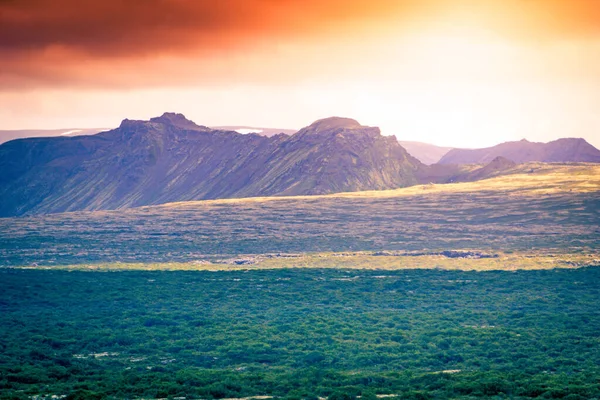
[17,251,600,272]
[12,163,597,273]
[152,163,600,210]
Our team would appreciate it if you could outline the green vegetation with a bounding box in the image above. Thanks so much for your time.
[2,267,600,399]
[1,164,598,398]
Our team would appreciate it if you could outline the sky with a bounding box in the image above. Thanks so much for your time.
[1,0,600,148]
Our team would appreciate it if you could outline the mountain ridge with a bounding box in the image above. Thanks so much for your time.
[439,137,600,164]
[0,114,424,217]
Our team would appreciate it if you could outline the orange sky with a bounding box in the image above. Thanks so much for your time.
[1,0,599,148]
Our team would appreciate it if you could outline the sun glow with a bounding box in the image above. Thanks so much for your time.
[1,0,599,148]
[297,22,600,148]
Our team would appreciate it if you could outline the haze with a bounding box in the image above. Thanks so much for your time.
[1,0,599,148]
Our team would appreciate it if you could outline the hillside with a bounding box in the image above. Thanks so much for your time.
[439,138,600,164]
[1,163,597,267]
[0,114,423,217]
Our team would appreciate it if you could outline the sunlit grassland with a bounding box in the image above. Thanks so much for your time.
[1,163,598,268]
[15,251,600,272]
[159,162,600,208]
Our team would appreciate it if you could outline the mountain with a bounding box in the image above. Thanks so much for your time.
[438,138,600,164]
[398,141,453,165]
[0,113,424,217]
[458,156,517,181]
[415,156,518,185]
[211,126,296,137]
[0,128,108,144]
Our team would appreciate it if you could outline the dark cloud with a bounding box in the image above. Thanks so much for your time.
[0,0,422,88]
[1,0,253,55]
[1,0,599,89]
[0,0,416,55]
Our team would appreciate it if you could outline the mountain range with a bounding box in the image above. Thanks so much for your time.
[1,113,598,217]
[0,126,294,144]
[4,124,599,166]
[0,114,426,217]
[439,138,600,164]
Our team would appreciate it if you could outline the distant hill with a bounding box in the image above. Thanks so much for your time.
[0,128,108,144]
[398,141,453,165]
[439,138,600,164]
[211,126,296,137]
[0,113,424,217]
[415,156,519,185]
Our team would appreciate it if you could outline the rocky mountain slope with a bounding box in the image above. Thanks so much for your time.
[2,113,564,217]
[439,138,600,164]
[0,114,424,217]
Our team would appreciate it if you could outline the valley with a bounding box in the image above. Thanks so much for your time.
[4,1,600,398]
[1,137,598,400]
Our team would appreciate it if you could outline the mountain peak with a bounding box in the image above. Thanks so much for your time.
[117,113,203,131]
[150,112,202,129]
[306,117,362,132]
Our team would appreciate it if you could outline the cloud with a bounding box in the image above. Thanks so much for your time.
[0,0,418,55]
[0,0,423,88]
[1,0,599,89]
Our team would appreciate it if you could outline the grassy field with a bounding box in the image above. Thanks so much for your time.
[16,251,600,272]
[1,163,598,268]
